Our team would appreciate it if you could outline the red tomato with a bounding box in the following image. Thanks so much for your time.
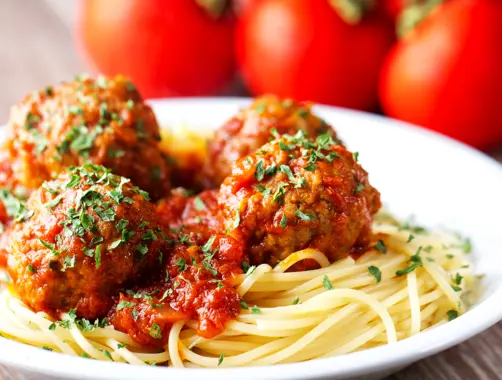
[76,0,236,98]
[236,0,395,111]
[379,0,502,149]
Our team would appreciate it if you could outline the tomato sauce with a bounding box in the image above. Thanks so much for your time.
[109,235,245,348]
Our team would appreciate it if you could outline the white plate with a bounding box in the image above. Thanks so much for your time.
[1,98,502,380]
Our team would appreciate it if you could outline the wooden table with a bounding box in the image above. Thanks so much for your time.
[0,1,501,379]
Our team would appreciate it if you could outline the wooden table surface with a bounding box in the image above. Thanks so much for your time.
[1,1,501,379]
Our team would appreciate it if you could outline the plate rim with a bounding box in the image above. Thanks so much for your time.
[1,97,502,380]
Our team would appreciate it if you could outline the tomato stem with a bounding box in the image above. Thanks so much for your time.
[195,0,231,19]
[328,0,374,24]
[397,0,444,37]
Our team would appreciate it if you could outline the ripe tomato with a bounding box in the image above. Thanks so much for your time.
[379,0,502,149]
[76,0,236,98]
[236,0,395,111]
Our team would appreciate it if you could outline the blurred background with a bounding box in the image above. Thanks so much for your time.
[1,1,502,380]
[1,0,502,157]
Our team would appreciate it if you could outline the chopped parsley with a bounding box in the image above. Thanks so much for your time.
[68,105,83,115]
[27,264,37,273]
[250,305,261,314]
[202,235,216,255]
[62,256,76,272]
[0,189,33,222]
[354,183,365,195]
[396,247,423,276]
[297,108,308,117]
[292,176,306,188]
[257,184,271,197]
[255,103,266,114]
[141,229,157,242]
[241,261,250,273]
[233,210,241,229]
[368,266,382,284]
[95,245,102,268]
[175,257,187,272]
[149,324,163,339]
[136,244,148,257]
[447,310,458,321]
[296,209,315,222]
[322,275,334,290]
[255,160,265,181]
[374,240,387,253]
[203,260,218,277]
[264,164,277,176]
[117,301,136,311]
[194,197,206,211]
[280,214,288,228]
[279,139,294,151]
[399,220,428,234]
[272,183,288,204]
[218,353,225,366]
[107,149,125,159]
[279,165,295,181]
[39,239,55,250]
[103,349,114,361]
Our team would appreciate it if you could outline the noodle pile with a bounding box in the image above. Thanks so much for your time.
[0,213,478,367]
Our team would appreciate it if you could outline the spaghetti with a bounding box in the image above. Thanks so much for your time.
[0,213,478,367]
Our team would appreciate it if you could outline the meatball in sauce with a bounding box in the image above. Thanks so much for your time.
[218,131,381,267]
[202,95,341,188]
[5,75,172,200]
[0,87,384,349]
[6,164,169,319]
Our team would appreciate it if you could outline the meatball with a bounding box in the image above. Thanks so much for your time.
[202,95,341,188]
[218,132,381,267]
[5,74,172,200]
[109,243,241,348]
[6,164,169,319]
[156,189,221,245]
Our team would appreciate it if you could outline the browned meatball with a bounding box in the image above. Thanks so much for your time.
[202,95,341,188]
[6,164,169,319]
[5,75,172,200]
[218,132,381,267]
